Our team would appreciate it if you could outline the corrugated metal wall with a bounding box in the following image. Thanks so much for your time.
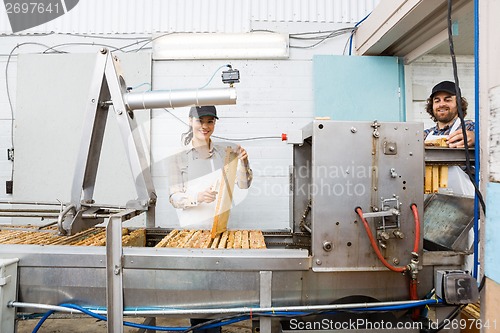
[0,0,379,34]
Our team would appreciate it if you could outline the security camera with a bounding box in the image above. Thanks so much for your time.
[221,66,240,85]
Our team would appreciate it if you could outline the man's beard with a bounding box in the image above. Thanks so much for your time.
[434,110,457,124]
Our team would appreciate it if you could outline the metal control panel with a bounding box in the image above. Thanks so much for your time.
[292,120,424,272]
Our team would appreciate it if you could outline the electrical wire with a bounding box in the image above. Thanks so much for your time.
[162,108,281,142]
[198,64,232,89]
[40,42,122,54]
[447,0,484,285]
[2,36,155,185]
[129,82,152,91]
[426,305,465,333]
[348,13,371,55]
[472,0,481,281]
[446,0,486,215]
[290,28,355,49]
[214,135,282,142]
[133,32,175,53]
[4,42,66,180]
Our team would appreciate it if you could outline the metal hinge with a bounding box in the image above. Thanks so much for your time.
[7,148,14,162]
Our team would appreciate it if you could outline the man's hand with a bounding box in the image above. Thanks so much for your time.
[447,129,475,148]
[197,188,218,204]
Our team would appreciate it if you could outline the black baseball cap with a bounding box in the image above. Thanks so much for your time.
[189,105,218,119]
[430,81,460,98]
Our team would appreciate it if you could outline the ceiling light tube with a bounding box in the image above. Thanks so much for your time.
[153,32,289,60]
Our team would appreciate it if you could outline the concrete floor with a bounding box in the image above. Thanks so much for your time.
[16,315,253,332]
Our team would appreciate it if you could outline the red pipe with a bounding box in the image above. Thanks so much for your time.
[355,207,407,273]
[410,204,420,253]
[410,278,420,319]
[410,204,421,320]
[356,205,422,320]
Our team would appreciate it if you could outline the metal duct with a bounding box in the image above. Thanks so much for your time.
[123,87,237,110]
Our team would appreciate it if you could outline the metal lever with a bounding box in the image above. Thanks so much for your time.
[361,208,400,219]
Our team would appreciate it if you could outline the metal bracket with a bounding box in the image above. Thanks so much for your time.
[64,49,238,235]
[371,120,381,138]
[7,149,14,162]
[378,197,401,230]
[65,49,157,234]
[384,141,397,155]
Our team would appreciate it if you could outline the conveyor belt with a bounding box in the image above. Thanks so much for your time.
[0,226,146,246]
[0,226,272,249]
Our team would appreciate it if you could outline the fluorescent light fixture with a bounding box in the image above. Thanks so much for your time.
[153,32,289,60]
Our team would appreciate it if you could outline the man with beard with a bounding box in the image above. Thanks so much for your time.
[424,80,475,196]
[424,80,475,147]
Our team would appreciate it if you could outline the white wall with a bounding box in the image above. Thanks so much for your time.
[3,1,477,230]
[151,59,314,229]
[405,54,476,129]
[0,0,379,34]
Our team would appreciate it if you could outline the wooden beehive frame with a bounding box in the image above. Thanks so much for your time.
[156,230,266,249]
[211,147,239,238]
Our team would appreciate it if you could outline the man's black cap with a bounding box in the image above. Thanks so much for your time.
[431,81,460,98]
[189,105,218,119]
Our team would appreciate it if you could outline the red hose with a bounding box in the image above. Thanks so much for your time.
[356,205,422,319]
[355,207,407,273]
[410,204,421,320]
[409,278,418,300]
[410,204,420,253]
[410,278,420,319]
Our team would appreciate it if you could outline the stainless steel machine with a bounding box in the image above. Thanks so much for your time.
[0,51,478,333]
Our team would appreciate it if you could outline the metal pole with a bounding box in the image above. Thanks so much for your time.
[106,209,136,333]
[259,271,273,333]
[124,88,236,111]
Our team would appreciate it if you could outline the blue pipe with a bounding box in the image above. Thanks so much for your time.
[31,299,443,333]
[32,304,189,333]
[473,0,480,280]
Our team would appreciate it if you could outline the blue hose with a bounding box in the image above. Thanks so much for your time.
[32,310,55,333]
[31,299,442,333]
[32,303,188,333]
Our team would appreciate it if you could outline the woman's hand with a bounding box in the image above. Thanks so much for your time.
[236,145,249,165]
[447,129,475,148]
[197,188,218,204]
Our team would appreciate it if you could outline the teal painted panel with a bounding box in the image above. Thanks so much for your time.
[313,55,405,121]
[486,182,500,283]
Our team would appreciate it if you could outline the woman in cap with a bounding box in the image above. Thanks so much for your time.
[168,105,253,229]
